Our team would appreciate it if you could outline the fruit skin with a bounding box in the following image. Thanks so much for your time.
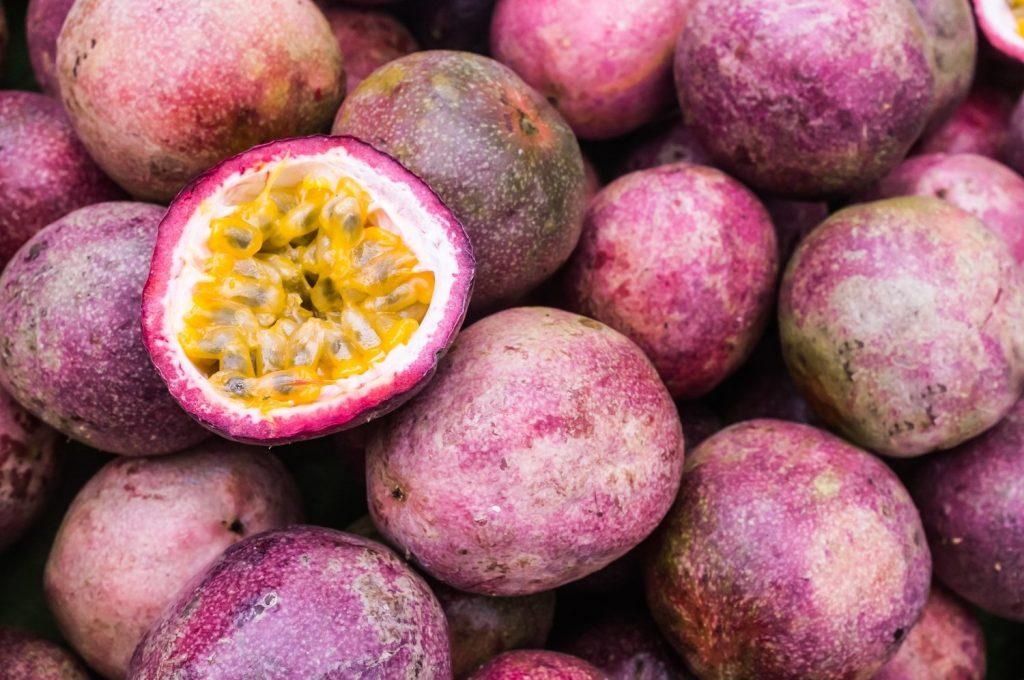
[334,50,587,312]
[0,388,59,553]
[917,86,1014,158]
[779,197,1024,457]
[873,588,985,680]
[908,397,1024,621]
[128,526,452,679]
[0,91,123,268]
[0,202,209,456]
[646,420,931,680]
[490,0,687,140]
[44,441,302,680]
[436,582,556,678]
[142,135,474,445]
[323,6,418,96]
[973,0,1024,66]
[675,0,935,199]
[469,650,607,680]
[26,0,75,94]
[1002,92,1024,176]
[367,307,684,596]
[910,0,976,129]
[866,152,1024,264]
[408,0,496,54]
[0,627,89,680]
[56,0,345,202]
[619,119,714,175]
[562,164,778,399]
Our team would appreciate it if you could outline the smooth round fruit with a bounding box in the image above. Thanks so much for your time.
[0,91,123,267]
[57,0,345,201]
[563,164,778,399]
[974,0,1024,65]
[908,397,1024,621]
[675,0,935,198]
[0,202,209,456]
[619,119,714,175]
[0,627,88,680]
[0,388,59,553]
[367,307,684,596]
[334,50,587,312]
[469,650,606,680]
[647,420,931,679]
[323,7,418,96]
[437,582,556,678]
[910,0,977,128]
[128,526,452,679]
[142,136,473,444]
[867,152,1024,263]
[45,441,301,679]
[873,588,985,680]
[917,86,1014,157]
[27,0,75,94]
[779,197,1024,457]
[491,0,686,140]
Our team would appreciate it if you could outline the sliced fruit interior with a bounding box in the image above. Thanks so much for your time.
[1013,0,1024,36]
[178,162,435,411]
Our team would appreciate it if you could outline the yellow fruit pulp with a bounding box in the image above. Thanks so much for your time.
[1013,0,1024,36]
[179,167,434,411]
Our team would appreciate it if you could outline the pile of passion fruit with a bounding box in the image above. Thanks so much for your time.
[0,0,1023,677]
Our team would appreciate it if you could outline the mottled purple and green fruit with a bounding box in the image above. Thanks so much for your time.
[910,0,977,129]
[0,627,88,680]
[323,6,418,95]
[469,650,607,680]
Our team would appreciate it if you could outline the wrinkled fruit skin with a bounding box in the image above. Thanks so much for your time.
[1003,93,1024,177]
[45,441,302,679]
[0,202,209,455]
[324,7,418,96]
[435,581,556,678]
[910,0,977,129]
[128,526,452,679]
[469,650,607,680]
[867,152,1024,264]
[563,164,778,399]
[646,420,931,680]
[0,91,123,267]
[916,86,1014,158]
[873,588,985,680]
[27,0,76,94]
[0,627,89,680]
[908,397,1024,621]
[367,307,685,596]
[334,51,587,312]
[0,388,59,553]
[675,0,935,199]
[779,197,1024,457]
[491,0,686,140]
[57,0,345,201]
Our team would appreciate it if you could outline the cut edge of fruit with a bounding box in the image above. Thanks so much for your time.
[976,0,1024,61]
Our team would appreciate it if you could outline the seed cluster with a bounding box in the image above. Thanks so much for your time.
[180,170,434,410]
[1014,0,1024,37]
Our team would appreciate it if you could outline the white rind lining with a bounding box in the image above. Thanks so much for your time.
[978,0,1024,48]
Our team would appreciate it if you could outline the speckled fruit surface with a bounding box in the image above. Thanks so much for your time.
[469,650,607,679]
[323,6,418,95]
[0,627,88,680]
[26,0,75,94]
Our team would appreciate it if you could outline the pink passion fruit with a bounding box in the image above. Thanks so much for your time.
[975,0,1024,65]
[142,136,474,444]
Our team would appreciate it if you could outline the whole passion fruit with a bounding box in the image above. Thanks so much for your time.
[0,91,123,267]
[57,0,345,201]
[128,526,452,679]
[974,0,1024,65]
[779,197,1024,457]
[0,627,88,680]
[26,0,75,94]
[0,202,208,456]
[1003,92,1024,175]
[490,0,687,140]
[646,420,931,679]
[323,6,418,96]
[0,388,59,553]
[562,164,778,399]
[469,651,606,680]
[44,441,302,679]
[142,136,473,444]
[675,0,935,198]
[916,86,1015,157]
[367,307,684,596]
[911,0,977,128]
[334,51,587,312]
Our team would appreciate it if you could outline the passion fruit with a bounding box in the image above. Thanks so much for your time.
[974,0,1024,65]
[1003,92,1024,175]
[675,0,935,198]
[646,420,931,679]
[323,6,418,96]
[26,0,75,94]
[0,388,59,553]
[56,0,345,201]
[0,91,123,267]
[490,0,687,140]
[562,164,778,399]
[142,136,473,444]
[469,651,606,680]
[619,119,714,176]
[128,526,452,679]
[333,50,587,312]
[910,0,977,128]
[0,202,209,456]
[916,86,1015,157]
[44,441,302,679]
[367,307,684,596]
[0,627,88,680]
[779,197,1024,457]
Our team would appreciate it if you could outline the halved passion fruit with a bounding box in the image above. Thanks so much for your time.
[142,136,474,444]
[976,0,1024,63]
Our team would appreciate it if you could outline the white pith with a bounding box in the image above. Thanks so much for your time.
[978,0,1024,49]
[159,148,461,419]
